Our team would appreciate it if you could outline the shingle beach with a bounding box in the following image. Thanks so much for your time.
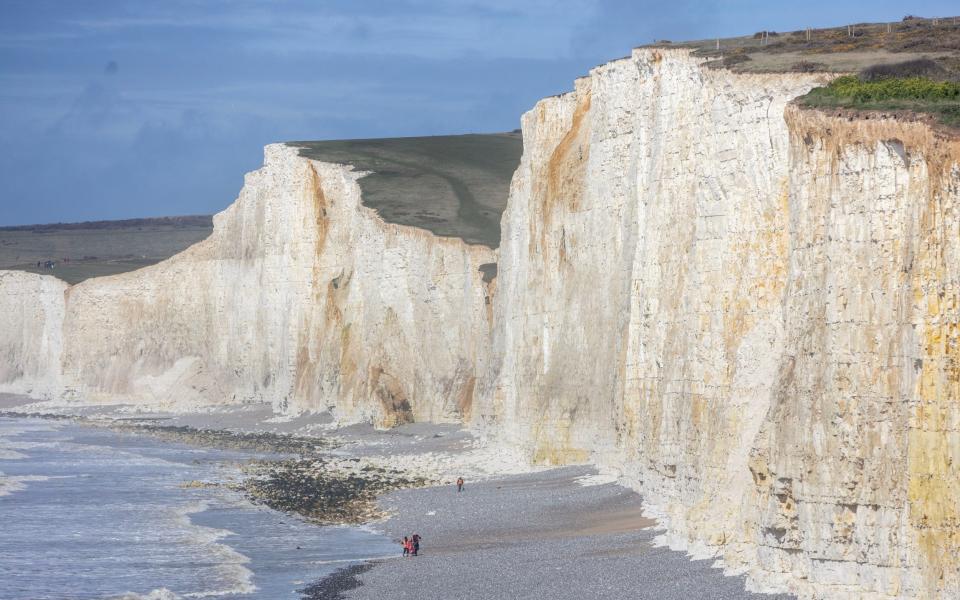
[322,468,796,600]
[1,396,796,600]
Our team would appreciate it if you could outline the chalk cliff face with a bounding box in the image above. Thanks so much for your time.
[478,47,825,589]
[1,146,492,426]
[747,108,960,598]
[2,47,959,599]
[478,49,960,599]
[0,271,66,398]
[481,51,826,477]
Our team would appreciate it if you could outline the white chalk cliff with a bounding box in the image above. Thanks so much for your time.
[1,149,493,426]
[3,48,959,599]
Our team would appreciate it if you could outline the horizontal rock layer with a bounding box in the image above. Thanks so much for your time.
[1,47,958,599]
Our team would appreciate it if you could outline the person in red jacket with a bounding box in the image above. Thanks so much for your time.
[401,536,411,557]
[411,533,421,556]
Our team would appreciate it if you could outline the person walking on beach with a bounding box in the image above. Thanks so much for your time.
[402,536,411,557]
[411,533,421,556]
[456,476,464,492]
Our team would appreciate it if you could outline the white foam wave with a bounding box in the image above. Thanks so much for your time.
[0,472,49,497]
[172,501,257,598]
[0,422,64,437]
[0,448,28,460]
[0,419,67,460]
[0,436,61,454]
[104,588,181,600]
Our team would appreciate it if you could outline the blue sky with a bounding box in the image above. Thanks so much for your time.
[1,1,956,225]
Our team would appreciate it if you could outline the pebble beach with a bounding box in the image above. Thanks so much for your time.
[1,395,795,599]
[323,467,796,600]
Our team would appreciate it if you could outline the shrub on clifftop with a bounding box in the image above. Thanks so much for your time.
[859,58,950,82]
[820,75,960,102]
[799,73,960,127]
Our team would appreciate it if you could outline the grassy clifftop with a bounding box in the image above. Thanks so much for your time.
[0,217,213,284]
[1,133,523,284]
[799,74,960,127]
[290,133,522,248]
[649,14,960,129]
[795,56,960,128]
[653,15,960,74]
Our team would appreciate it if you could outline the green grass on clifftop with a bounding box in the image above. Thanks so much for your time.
[658,15,960,74]
[290,133,522,248]
[799,75,960,127]
[0,217,214,285]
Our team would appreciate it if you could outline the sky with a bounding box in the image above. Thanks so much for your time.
[1,0,957,225]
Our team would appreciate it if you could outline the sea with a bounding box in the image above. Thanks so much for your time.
[0,416,396,600]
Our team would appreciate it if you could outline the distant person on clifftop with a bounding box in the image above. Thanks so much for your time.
[456,476,464,492]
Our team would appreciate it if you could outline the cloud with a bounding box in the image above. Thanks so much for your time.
[5,0,958,225]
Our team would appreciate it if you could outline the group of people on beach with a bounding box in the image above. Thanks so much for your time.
[398,477,465,557]
[401,533,421,557]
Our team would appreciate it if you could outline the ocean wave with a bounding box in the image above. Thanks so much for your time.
[0,437,60,457]
[100,501,258,599]
[105,588,181,600]
[0,419,67,459]
[0,422,64,437]
[0,448,28,460]
[173,501,257,598]
[0,472,49,497]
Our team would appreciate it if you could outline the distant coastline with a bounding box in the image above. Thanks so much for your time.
[0,214,213,232]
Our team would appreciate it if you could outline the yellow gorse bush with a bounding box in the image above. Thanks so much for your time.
[822,76,960,102]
